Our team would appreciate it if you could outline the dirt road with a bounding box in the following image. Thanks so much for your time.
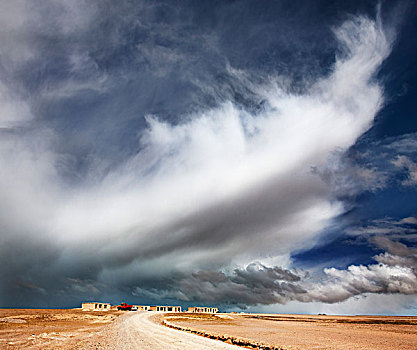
[75,311,240,349]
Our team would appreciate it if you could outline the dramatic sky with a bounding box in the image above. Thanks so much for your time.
[1,0,416,315]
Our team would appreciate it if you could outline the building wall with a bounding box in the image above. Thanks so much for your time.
[149,305,182,312]
[133,305,150,311]
[81,302,111,311]
[188,306,218,313]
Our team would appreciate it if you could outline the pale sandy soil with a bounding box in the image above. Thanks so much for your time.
[76,311,240,349]
[0,309,240,349]
[0,308,120,349]
[3,308,416,349]
[164,313,417,350]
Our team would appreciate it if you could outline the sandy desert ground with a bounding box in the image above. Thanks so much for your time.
[75,310,239,349]
[1,309,417,349]
[163,312,417,350]
[0,308,119,349]
[0,309,238,349]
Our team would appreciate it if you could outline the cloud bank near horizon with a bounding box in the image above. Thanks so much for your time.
[0,1,415,312]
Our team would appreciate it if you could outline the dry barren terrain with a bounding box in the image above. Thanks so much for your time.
[163,312,417,350]
[0,309,239,349]
[2,309,417,349]
[76,310,239,349]
[0,308,119,349]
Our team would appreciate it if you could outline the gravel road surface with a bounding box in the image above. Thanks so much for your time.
[75,311,240,349]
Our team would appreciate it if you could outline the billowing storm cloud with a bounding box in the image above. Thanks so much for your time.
[128,234,417,308]
[0,0,416,312]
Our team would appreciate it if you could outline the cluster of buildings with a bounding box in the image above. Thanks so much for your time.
[81,302,218,313]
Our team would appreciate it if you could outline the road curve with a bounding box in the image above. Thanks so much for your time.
[74,311,240,349]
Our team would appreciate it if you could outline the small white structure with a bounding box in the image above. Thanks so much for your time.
[132,305,151,311]
[81,302,111,311]
[150,305,182,312]
[188,306,218,313]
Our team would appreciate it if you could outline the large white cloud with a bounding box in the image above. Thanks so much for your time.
[0,7,396,307]
[51,16,390,261]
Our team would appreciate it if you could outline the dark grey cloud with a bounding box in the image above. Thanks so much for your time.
[128,263,308,308]
[152,235,417,308]
[179,264,307,307]
[125,232,417,309]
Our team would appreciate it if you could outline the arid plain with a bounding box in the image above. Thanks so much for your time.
[164,313,417,350]
[0,309,119,349]
[1,309,417,349]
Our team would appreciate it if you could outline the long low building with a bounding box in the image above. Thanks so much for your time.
[132,305,150,311]
[188,306,218,313]
[149,305,182,312]
[81,302,111,311]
